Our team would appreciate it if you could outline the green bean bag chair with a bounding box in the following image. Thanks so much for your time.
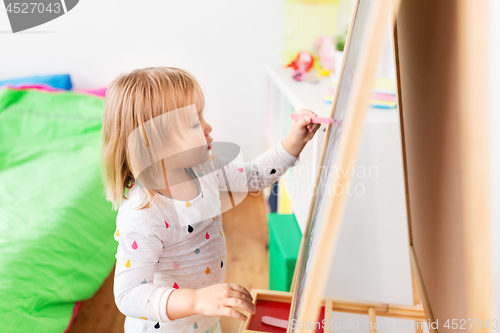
[0,88,117,332]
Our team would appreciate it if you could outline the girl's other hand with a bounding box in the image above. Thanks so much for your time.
[194,283,256,321]
[282,109,321,157]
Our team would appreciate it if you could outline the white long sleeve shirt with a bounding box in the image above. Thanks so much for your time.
[113,142,298,332]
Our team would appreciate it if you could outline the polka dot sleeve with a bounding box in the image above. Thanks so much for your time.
[113,210,174,323]
[214,141,299,192]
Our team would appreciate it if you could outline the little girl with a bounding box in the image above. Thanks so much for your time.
[101,66,319,333]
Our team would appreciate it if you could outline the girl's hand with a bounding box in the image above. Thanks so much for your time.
[282,109,321,157]
[194,283,256,321]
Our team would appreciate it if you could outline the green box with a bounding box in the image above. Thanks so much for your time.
[268,213,302,292]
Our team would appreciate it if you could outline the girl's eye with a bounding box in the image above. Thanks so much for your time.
[192,122,201,128]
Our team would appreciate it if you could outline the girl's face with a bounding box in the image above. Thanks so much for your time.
[164,92,213,171]
[128,92,213,189]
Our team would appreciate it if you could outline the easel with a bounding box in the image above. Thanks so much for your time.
[240,289,425,333]
[392,0,492,330]
[238,0,492,332]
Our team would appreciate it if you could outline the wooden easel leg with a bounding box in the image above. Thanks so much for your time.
[393,17,436,333]
[411,267,424,333]
[324,299,333,333]
[368,307,377,333]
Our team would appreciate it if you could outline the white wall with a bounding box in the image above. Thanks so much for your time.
[0,0,285,160]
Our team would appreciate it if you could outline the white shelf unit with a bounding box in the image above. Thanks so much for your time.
[265,65,400,233]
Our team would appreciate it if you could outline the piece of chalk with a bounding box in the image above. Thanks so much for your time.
[261,316,289,329]
[290,113,334,124]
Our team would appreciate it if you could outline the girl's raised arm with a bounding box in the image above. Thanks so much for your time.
[213,141,299,195]
[212,109,319,195]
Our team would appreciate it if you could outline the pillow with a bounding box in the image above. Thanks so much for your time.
[4,84,108,99]
[2,83,66,93]
[0,74,72,90]
[74,87,107,97]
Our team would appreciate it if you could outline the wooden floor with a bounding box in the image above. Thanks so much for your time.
[219,193,269,333]
[68,193,270,333]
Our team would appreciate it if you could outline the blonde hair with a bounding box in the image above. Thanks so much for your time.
[101,66,205,211]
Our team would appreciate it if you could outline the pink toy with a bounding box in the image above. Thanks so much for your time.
[287,51,314,72]
[290,113,334,124]
[74,87,107,97]
[316,35,336,71]
[287,51,315,82]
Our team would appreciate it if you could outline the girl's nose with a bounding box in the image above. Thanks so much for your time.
[205,122,212,135]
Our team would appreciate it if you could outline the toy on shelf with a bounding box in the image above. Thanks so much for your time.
[286,51,318,83]
[316,35,336,77]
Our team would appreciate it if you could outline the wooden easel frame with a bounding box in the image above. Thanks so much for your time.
[239,0,492,332]
[239,289,425,333]
[286,0,403,332]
